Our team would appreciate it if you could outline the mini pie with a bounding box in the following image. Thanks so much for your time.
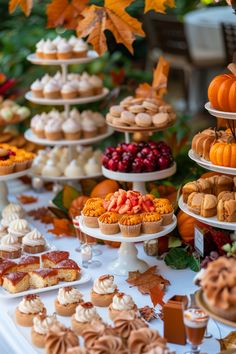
[98,212,120,235]
[91,274,118,307]
[119,215,142,237]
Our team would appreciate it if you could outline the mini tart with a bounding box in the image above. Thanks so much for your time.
[141,212,162,234]
[153,198,174,226]
[98,212,120,235]
[82,206,105,228]
[118,215,142,237]
[15,294,46,327]
[0,159,14,175]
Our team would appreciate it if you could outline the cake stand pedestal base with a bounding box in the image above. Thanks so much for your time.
[132,181,147,194]
[108,242,148,276]
[0,181,9,212]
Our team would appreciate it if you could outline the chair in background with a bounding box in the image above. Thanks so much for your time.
[222,23,236,63]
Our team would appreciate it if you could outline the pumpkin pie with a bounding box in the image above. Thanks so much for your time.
[141,212,162,234]
[118,215,142,237]
[98,212,120,235]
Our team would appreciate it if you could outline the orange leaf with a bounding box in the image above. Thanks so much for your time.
[152,56,169,96]
[17,194,38,204]
[150,284,165,307]
[47,0,88,29]
[48,218,75,237]
[9,0,33,16]
[144,0,175,14]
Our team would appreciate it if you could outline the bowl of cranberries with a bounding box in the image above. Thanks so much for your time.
[102,141,174,174]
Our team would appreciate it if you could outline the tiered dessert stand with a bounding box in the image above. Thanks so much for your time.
[25,51,112,187]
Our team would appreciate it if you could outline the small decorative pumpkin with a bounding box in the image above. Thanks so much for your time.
[208,63,236,112]
[69,195,89,219]
[209,141,236,168]
[177,210,197,243]
[90,179,119,198]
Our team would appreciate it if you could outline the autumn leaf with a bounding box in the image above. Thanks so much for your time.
[144,0,175,14]
[17,194,38,204]
[139,306,158,322]
[28,207,54,224]
[9,0,33,16]
[149,284,165,307]
[48,218,75,237]
[47,0,88,29]
[111,68,125,86]
[218,331,236,351]
[77,0,145,55]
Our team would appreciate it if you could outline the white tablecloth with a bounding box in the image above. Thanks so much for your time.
[0,191,232,354]
[185,6,236,62]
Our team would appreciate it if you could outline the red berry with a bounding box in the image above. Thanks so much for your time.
[132,157,144,173]
[158,156,171,170]
[143,158,156,172]
[108,159,119,171]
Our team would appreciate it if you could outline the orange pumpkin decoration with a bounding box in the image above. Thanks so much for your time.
[209,142,236,168]
[200,171,220,179]
[208,63,236,112]
[90,179,119,199]
[177,210,198,243]
[69,195,89,219]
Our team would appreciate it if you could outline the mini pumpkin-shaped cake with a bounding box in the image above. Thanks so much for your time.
[209,141,236,168]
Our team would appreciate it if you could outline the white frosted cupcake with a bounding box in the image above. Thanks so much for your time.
[0,223,7,239]
[68,36,78,47]
[81,117,97,138]
[71,302,101,335]
[43,39,57,60]
[32,156,45,175]
[8,219,30,242]
[43,80,61,99]
[89,76,103,95]
[1,212,20,229]
[57,41,73,59]
[34,119,46,139]
[42,160,61,177]
[0,233,21,259]
[45,119,63,140]
[73,39,88,58]
[65,160,85,178]
[22,228,46,254]
[62,118,81,140]
[2,203,24,219]
[84,156,101,175]
[93,112,107,134]
[31,80,44,98]
[78,81,93,97]
[36,39,45,58]
[61,82,77,99]
[41,74,51,85]
[52,35,62,46]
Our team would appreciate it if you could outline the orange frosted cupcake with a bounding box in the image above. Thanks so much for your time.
[153,198,174,225]
[141,212,162,234]
[82,206,105,228]
[98,212,120,235]
[85,198,104,208]
[0,159,14,175]
[23,152,35,168]
[14,155,28,172]
[119,215,142,237]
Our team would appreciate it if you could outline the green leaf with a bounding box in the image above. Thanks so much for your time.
[52,190,67,214]
[168,236,182,248]
[188,255,200,272]
[164,248,190,269]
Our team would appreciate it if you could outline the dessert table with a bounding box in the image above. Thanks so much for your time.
[0,190,230,354]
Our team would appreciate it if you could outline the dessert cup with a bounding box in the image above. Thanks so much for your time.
[54,299,78,317]
[82,212,99,228]
[71,315,89,336]
[90,290,116,307]
[161,211,174,226]
[119,223,141,237]
[108,305,138,321]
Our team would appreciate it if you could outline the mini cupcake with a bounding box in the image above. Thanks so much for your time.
[2,203,24,219]
[41,73,51,85]
[0,159,14,175]
[8,218,30,243]
[84,157,101,175]
[61,82,78,99]
[65,160,85,178]
[98,212,120,235]
[43,40,57,60]
[34,119,46,138]
[71,302,101,336]
[119,215,142,237]
[62,118,81,140]
[42,160,61,177]
[57,41,73,60]
[82,206,105,228]
[81,117,97,138]
[45,119,63,140]
[36,39,45,59]
[14,155,28,172]
[24,152,35,168]
[141,212,162,234]
[52,35,63,46]
[0,223,7,239]
[108,292,137,321]
[68,35,78,47]
[15,294,46,327]
[22,228,46,254]
[73,39,88,58]
[78,81,93,97]
[91,274,118,307]
[153,198,174,226]
[31,80,44,98]
[0,233,21,259]
[43,80,61,99]
[89,76,103,95]
[55,286,83,316]
[31,313,59,348]
[93,113,107,134]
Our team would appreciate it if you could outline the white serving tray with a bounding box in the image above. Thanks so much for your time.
[27,51,99,66]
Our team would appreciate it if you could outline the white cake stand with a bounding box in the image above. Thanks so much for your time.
[79,215,177,276]
[27,51,99,66]
[31,172,102,182]
[102,163,177,194]
[205,102,236,120]
[188,149,236,175]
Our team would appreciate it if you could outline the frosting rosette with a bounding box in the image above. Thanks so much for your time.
[18,294,45,314]
[57,287,83,305]
[90,335,128,354]
[82,320,116,349]
[111,293,135,311]
[46,323,79,354]
[93,275,117,295]
[33,314,59,335]
[128,328,169,354]
[113,312,148,340]
[75,302,101,323]
[22,228,45,246]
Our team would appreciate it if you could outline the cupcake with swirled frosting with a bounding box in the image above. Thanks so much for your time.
[57,41,73,60]
[31,313,60,348]
[0,233,21,259]
[43,80,61,99]
[108,292,137,321]
[71,302,102,336]
[15,294,46,327]
[45,119,63,141]
[62,118,81,140]
[2,203,24,219]
[8,218,30,242]
[91,274,118,307]
[22,228,46,254]
[55,286,83,317]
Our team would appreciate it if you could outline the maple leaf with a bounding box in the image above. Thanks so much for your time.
[149,284,165,307]
[27,207,54,224]
[144,0,175,14]
[47,0,88,29]
[77,0,145,55]
[17,194,38,204]
[218,331,236,351]
[48,218,75,237]
[9,0,33,16]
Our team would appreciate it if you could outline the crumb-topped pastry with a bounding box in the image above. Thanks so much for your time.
[2,271,29,293]
[113,312,148,342]
[141,212,162,234]
[55,286,83,317]
[91,274,118,307]
[54,259,81,282]
[15,294,46,326]
[45,323,79,354]
[90,335,128,354]
[31,313,60,348]
[200,257,236,321]
[98,212,120,235]
[17,255,40,272]
[30,269,58,289]
[109,292,137,321]
[71,302,101,335]
[82,206,105,228]
[22,228,46,254]
[118,215,142,237]
[0,259,17,285]
[82,320,116,349]
[42,251,69,268]
[153,198,174,225]
[0,233,21,259]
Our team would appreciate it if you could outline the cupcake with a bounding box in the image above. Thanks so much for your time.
[45,119,63,140]
[22,228,46,254]
[71,302,101,336]
[81,117,97,138]
[89,76,103,95]
[52,35,63,46]
[108,292,137,321]
[0,233,21,259]
[153,198,174,225]
[43,40,57,60]
[8,218,30,242]
[98,212,120,235]
[73,39,88,58]
[119,215,142,237]
[82,206,105,228]
[2,202,24,219]
[65,160,85,178]
[43,80,61,99]
[24,152,35,168]
[15,294,46,327]
[31,79,44,98]
[61,82,78,99]
[34,119,46,138]
[78,81,93,98]
[85,198,104,208]
[68,35,78,47]
[93,113,107,134]
[31,313,59,348]
[36,39,45,58]
[42,160,61,177]
[57,41,73,59]
[84,156,101,175]
[0,159,14,175]
[14,155,28,172]
[91,274,118,307]
[54,286,83,316]
[141,212,162,234]
[62,118,81,140]
[41,73,51,85]
[0,223,7,239]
